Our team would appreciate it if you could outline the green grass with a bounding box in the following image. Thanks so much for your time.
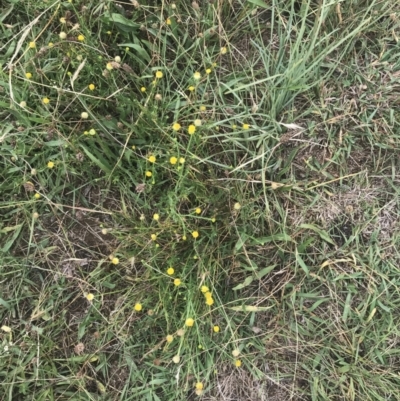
[1,0,400,400]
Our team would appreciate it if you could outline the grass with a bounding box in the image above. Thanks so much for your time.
[1,0,400,400]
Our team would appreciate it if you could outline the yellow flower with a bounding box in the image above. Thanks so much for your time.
[205,297,214,306]
[192,231,199,239]
[185,318,194,327]
[204,291,212,299]
[167,267,174,275]
[1,325,11,333]
[195,208,201,214]
[182,235,187,240]
[194,119,202,127]
[174,278,181,286]
[145,171,152,177]
[188,86,195,91]
[107,31,112,35]
[172,123,181,131]
[131,145,136,150]
[89,129,96,136]
[29,41,36,49]
[234,359,242,367]
[86,293,94,301]
[201,285,209,293]
[77,34,85,42]
[242,123,250,130]
[134,303,142,311]
[166,335,173,343]
[155,70,163,79]
[232,349,240,357]
[213,325,220,333]
[195,382,204,391]
[25,72,32,79]
[179,157,185,164]
[211,217,216,223]
[42,97,50,105]
[193,71,201,80]
[170,156,178,165]
[188,125,196,135]
[60,17,66,23]
[84,131,89,135]
[47,161,55,169]
[234,202,241,210]
[34,193,41,199]
[59,32,67,39]
[206,68,212,74]
[88,84,95,90]
[153,213,160,221]
[81,112,89,119]
[106,62,113,70]
[151,234,157,241]
[199,105,206,112]
[220,46,227,54]
[212,62,217,67]
[232,124,237,129]
[140,87,146,92]
[172,355,180,363]
[166,18,171,25]
[111,257,119,265]
[48,42,54,48]
[148,155,156,163]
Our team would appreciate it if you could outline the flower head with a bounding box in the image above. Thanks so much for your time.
[170,156,178,165]
[1,325,11,333]
[88,84,95,90]
[220,46,227,54]
[172,123,181,131]
[192,231,199,239]
[59,32,67,39]
[140,87,146,92]
[174,278,181,286]
[166,335,173,343]
[89,129,96,136]
[195,208,201,214]
[206,68,212,74]
[188,86,195,92]
[179,157,185,164]
[29,41,36,49]
[25,72,32,79]
[195,382,204,391]
[60,17,66,23]
[106,62,113,70]
[145,171,152,177]
[185,318,194,327]
[188,125,196,135]
[42,97,50,105]
[77,34,85,42]
[111,257,119,265]
[166,18,172,25]
[47,161,55,169]
[234,359,242,367]
[199,105,206,112]
[193,71,201,80]
[134,303,142,311]
[86,293,94,301]
[234,202,241,210]
[213,325,220,333]
[34,193,41,199]
[242,123,250,130]
[153,213,160,221]
[205,297,214,306]
[148,155,156,163]
[155,70,163,79]
[167,267,174,275]
[194,119,202,127]
[81,112,89,119]
[172,355,180,363]
[20,101,27,108]
[201,285,209,293]
[232,349,241,358]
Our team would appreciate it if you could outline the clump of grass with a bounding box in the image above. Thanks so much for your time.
[1,0,400,400]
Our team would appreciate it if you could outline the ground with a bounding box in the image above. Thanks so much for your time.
[1,0,400,400]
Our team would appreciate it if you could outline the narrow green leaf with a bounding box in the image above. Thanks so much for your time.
[232,276,254,291]
[247,0,269,8]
